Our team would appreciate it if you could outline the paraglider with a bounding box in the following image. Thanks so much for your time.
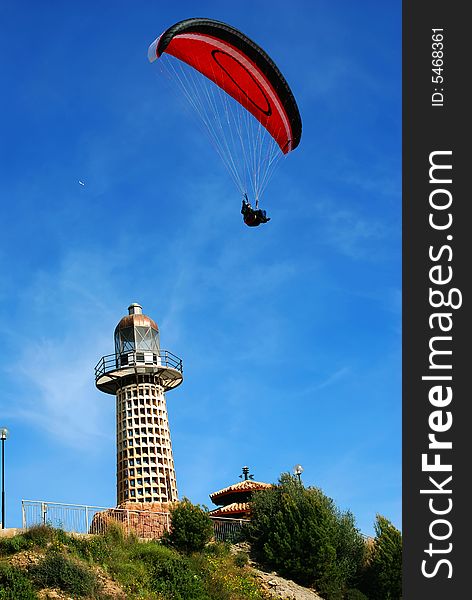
[241,194,270,227]
[148,18,301,226]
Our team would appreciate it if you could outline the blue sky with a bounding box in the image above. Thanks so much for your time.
[0,1,400,537]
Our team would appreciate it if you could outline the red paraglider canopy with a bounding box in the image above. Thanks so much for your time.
[148,18,302,154]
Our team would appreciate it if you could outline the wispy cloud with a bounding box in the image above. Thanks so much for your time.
[315,366,351,390]
[1,251,122,450]
[292,194,392,260]
[292,366,351,400]
[7,341,112,451]
[323,207,387,259]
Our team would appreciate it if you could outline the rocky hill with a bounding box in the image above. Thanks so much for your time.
[0,526,325,600]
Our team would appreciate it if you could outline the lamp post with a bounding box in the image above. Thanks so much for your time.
[1,427,9,529]
[293,463,303,483]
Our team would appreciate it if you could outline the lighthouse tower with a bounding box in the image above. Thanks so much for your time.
[95,303,183,507]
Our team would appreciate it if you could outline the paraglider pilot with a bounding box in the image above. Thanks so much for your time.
[241,194,271,227]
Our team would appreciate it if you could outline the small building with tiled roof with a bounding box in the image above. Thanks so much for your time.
[209,467,272,518]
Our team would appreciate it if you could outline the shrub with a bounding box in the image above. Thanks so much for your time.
[164,498,214,553]
[101,520,129,546]
[188,548,265,600]
[30,551,99,597]
[247,473,366,600]
[68,534,111,564]
[109,559,152,596]
[134,541,209,599]
[0,533,31,556]
[65,522,137,565]
[23,524,56,548]
[150,554,207,599]
[234,551,249,568]
[0,563,37,599]
[204,542,231,557]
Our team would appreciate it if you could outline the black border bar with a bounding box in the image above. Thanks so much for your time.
[403,3,469,597]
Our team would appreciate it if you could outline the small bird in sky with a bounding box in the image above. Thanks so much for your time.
[78,180,85,186]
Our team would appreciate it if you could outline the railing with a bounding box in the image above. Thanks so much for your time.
[21,500,170,537]
[95,350,183,381]
[21,500,248,542]
[210,516,249,542]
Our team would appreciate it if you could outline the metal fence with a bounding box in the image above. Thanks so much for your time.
[209,516,249,542]
[21,500,171,537]
[21,500,248,542]
[95,350,183,380]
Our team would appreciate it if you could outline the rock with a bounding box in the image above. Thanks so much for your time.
[92,565,127,599]
[37,589,73,600]
[251,566,325,600]
[10,550,42,569]
[227,539,324,599]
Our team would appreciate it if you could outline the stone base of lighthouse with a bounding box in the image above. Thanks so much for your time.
[91,501,178,539]
[116,380,178,505]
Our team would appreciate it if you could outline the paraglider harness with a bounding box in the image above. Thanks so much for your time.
[241,194,271,227]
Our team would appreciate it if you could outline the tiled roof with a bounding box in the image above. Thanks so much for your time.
[209,502,250,517]
[210,479,272,502]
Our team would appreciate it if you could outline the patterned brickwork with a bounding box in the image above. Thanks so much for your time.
[116,382,178,504]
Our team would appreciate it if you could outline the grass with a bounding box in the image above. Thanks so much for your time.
[0,524,267,600]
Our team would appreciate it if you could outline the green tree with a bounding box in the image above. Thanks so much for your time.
[344,589,369,600]
[247,473,365,600]
[164,498,214,553]
[361,515,402,600]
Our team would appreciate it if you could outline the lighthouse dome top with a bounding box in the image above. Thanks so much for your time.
[114,303,160,355]
[114,303,159,334]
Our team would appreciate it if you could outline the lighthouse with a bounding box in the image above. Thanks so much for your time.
[95,303,183,508]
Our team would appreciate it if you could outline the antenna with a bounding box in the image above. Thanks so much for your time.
[239,466,254,481]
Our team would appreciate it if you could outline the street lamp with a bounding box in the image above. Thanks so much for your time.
[1,427,9,529]
[293,463,304,483]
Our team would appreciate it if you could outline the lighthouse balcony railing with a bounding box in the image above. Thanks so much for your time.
[95,350,183,380]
